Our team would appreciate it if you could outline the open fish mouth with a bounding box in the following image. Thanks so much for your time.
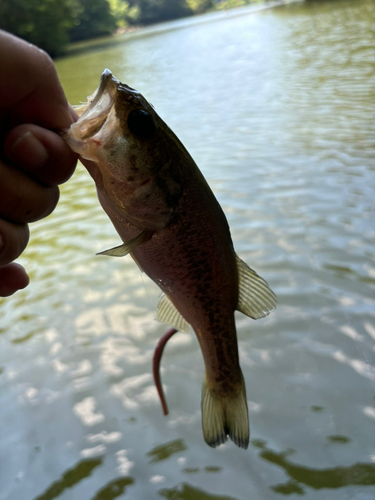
[69,69,119,141]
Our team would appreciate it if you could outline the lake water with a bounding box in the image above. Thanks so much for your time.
[1,0,375,499]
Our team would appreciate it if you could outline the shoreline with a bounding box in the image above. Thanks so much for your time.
[63,0,304,59]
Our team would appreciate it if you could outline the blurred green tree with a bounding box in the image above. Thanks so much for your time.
[186,0,213,15]
[108,0,134,28]
[0,0,218,57]
[69,0,117,41]
[126,0,193,25]
[0,0,80,57]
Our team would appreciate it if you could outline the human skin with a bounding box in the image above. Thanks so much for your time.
[0,30,78,296]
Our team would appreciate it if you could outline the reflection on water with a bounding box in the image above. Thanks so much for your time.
[1,0,375,499]
[148,439,187,463]
[91,477,134,500]
[252,439,375,493]
[159,482,238,500]
[327,435,350,444]
[34,458,103,500]
[183,466,222,474]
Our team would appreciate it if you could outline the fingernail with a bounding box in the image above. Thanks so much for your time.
[11,131,49,168]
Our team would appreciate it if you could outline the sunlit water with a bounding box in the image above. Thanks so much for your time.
[1,1,375,499]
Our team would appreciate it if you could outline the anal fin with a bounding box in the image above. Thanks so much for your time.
[156,293,190,333]
[97,230,153,257]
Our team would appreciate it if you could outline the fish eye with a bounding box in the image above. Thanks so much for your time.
[127,109,156,139]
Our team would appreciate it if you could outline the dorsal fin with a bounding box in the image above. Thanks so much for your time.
[236,254,276,319]
[156,294,190,333]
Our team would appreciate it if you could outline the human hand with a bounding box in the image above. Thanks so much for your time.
[0,30,78,297]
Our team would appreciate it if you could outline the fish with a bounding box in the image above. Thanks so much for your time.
[64,69,276,449]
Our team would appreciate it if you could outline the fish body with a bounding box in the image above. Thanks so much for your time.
[65,70,276,448]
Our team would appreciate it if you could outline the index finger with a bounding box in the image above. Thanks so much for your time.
[0,30,73,130]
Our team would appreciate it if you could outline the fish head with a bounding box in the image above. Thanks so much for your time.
[65,69,182,231]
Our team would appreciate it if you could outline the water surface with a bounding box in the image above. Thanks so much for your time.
[1,1,375,499]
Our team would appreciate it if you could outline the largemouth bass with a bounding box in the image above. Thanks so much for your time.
[65,69,276,449]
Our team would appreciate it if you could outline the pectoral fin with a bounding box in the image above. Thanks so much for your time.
[156,294,190,333]
[97,230,153,257]
[236,254,276,319]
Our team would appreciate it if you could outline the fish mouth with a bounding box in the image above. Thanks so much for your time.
[69,69,119,141]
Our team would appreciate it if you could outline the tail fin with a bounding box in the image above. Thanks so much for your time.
[201,371,249,449]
